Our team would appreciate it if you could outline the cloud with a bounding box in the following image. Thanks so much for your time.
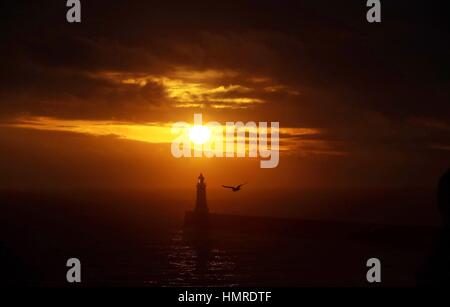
[2,115,341,157]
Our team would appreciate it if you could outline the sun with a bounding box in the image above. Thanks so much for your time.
[189,125,211,145]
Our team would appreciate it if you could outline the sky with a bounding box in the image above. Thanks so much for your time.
[0,0,449,190]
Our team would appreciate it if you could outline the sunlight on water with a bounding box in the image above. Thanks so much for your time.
[165,230,241,286]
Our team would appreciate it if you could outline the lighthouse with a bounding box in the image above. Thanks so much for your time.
[195,173,209,214]
[184,173,209,229]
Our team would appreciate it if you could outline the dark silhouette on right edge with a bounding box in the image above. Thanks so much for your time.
[419,169,450,286]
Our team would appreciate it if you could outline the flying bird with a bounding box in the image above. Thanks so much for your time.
[222,183,247,192]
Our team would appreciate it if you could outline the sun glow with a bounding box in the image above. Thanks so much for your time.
[3,116,342,157]
[189,125,211,145]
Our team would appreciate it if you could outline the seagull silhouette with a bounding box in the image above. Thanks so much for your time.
[222,183,247,192]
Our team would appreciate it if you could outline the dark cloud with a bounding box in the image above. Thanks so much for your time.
[1,1,448,117]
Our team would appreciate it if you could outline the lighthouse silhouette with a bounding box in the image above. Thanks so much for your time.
[195,173,209,214]
[184,173,209,229]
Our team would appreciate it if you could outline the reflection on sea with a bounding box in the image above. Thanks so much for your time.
[166,230,242,287]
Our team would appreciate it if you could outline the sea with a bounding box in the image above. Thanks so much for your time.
[0,188,440,286]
